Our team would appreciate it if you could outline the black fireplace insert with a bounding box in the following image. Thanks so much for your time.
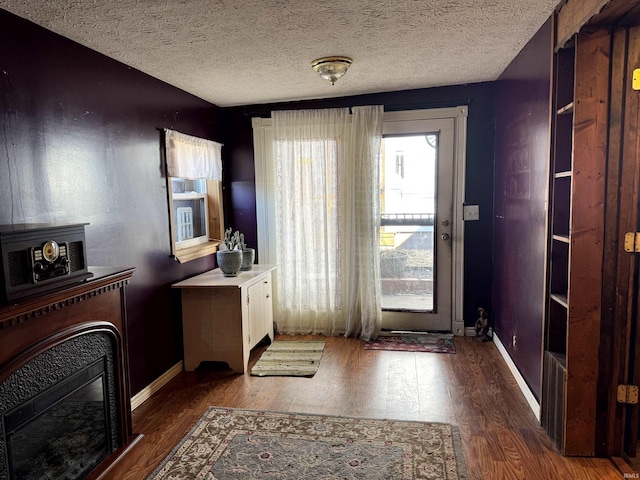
[0,332,119,480]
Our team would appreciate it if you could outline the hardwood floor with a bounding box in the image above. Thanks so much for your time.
[106,335,623,479]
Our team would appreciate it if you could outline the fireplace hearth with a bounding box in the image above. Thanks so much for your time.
[0,267,138,480]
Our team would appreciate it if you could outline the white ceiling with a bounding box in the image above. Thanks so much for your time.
[0,0,561,107]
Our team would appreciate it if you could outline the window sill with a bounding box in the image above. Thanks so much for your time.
[173,240,221,263]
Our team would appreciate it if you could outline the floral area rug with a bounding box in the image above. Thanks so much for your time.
[250,340,325,377]
[365,333,456,353]
[148,407,467,480]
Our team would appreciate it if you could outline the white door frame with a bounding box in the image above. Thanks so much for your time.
[252,105,467,336]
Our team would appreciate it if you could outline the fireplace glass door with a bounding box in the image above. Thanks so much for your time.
[4,359,111,480]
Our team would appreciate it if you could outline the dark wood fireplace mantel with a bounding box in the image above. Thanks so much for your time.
[0,266,141,480]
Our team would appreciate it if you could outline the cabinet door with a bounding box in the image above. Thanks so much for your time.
[247,280,262,349]
[247,273,274,349]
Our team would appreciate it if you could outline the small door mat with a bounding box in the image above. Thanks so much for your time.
[364,333,455,353]
[250,341,325,376]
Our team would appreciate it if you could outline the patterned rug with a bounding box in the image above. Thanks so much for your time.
[250,340,325,376]
[364,333,456,353]
[148,407,468,480]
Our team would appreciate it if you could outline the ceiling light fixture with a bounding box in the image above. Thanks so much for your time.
[311,56,352,85]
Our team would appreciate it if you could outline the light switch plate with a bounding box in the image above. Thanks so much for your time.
[464,204,480,221]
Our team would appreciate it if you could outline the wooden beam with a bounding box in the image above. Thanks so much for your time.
[557,0,610,50]
[589,0,640,27]
[598,25,632,458]
[564,27,611,456]
[557,0,640,50]
[624,24,640,459]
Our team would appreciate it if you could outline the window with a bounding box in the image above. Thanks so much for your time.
[170,178,208,247]
[251,106,384,338]
[164,129,224,263]
[167,177,224,262]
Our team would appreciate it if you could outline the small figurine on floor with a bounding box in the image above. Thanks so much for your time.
[474,307,491,342]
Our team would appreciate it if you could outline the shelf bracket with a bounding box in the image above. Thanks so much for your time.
[624,232,640,252]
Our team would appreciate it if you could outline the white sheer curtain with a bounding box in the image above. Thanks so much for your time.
[164,128,222,180]
[272,106,383,340]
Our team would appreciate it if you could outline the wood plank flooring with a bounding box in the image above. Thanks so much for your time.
[105,335,623,479]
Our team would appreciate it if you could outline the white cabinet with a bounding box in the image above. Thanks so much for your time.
[172,265,276,373]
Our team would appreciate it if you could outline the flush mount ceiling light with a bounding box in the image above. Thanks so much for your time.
[311,56,352,85]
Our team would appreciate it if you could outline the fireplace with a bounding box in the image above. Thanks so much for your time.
[0,267,138,480]
[2,334,117,479]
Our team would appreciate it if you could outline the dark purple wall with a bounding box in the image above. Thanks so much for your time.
[0,10,222,394]
[493,19,552,400]
[221,84,496,327]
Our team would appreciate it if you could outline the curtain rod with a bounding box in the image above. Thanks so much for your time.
[241,98,473,118]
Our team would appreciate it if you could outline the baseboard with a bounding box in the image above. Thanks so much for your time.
[464,326,493,337]
[130,361,183,411]
[492,332,541,421]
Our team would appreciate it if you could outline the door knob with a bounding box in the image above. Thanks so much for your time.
[441,233,450,241]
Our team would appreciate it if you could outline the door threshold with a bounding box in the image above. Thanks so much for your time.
[381,329,453,335]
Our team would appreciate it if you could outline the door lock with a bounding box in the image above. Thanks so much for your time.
[441,220,450,226]
[441,233,450,241]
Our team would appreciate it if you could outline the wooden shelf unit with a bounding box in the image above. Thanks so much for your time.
[545,39,574,363]
[542,26,609,456]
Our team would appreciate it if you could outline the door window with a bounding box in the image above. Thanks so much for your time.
[380,134,437,312]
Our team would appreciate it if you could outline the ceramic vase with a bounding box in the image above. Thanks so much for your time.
[241,248,255,271]
[216,250,243,277]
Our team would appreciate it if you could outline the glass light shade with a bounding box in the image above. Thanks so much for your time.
[311,56,352,85]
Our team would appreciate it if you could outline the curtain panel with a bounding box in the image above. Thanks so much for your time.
[271,106,383,340]
[164,128,222,180]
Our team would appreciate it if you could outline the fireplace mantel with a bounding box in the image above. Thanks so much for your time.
[0,266,140,480]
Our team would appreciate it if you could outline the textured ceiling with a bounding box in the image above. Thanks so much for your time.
[0,0,561,107]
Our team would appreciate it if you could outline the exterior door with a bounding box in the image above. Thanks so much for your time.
[380,111,456,332]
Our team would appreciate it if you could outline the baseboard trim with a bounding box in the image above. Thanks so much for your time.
[130,361,183,411]
[492,332,541,421]
[464,326,493,337]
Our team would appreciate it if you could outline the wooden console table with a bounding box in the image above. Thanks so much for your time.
[173,265,275,373]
